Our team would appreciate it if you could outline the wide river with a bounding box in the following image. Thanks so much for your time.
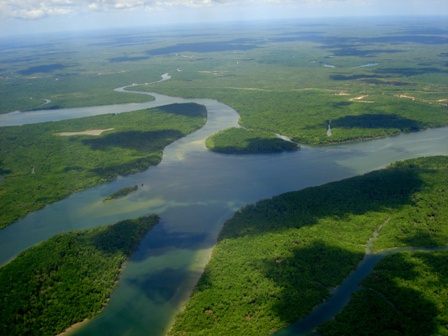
[0,87,447,335]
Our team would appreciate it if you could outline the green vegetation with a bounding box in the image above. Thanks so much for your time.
[205,127,298,154]
[145,86,448,146]
[1,72,156,114]
[1,18,448,333]
[124,19,448,146]
[318,251,448,336]
[168,156,448,335]
[0,103,206,229]
[104,185,138,201]
[3,19,447,147]
[2,19,447,150]
[0,215,159,336]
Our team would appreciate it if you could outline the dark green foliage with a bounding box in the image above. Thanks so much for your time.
[205,127,299,154]
[319,251,448,336]
[0,103,206,228]
[1,18,448,334]
[18,63,68,75]
[333,113,422,131]
[1,76,155,114]
[0,215,159,336]
[375,156,448,250]
[2,18,448,147]
[168,156,448,335]
[83,130,184,152]
[104,185,138,201]
[146,40,259,55]
[147,87,448,145]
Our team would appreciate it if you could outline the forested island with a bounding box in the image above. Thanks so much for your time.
[104,185,138,201]
[0,103,206,229]
[0,215,159,336]
[205,127,299,154]
[168,156,448,335]
[1,17,447,336]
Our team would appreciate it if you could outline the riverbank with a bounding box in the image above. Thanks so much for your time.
[1,90,447,335]
[205,127,299,154]
[0,103,206,229]
[55,128,114,136]
[317,249,448,335]
[168,156,448,336]
[0,215,159,336]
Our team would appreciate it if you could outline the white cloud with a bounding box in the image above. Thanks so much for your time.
[0,0,446,21]
[1,0,76,20]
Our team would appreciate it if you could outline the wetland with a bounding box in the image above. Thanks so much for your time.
[1,17,448,335]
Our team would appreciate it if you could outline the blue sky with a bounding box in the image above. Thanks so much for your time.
[0,0,447,37]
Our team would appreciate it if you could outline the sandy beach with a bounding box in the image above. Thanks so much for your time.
[55,128,114,136]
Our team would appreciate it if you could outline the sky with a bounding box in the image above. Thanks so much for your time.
[0,0,447,37]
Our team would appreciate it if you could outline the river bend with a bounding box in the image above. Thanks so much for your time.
[0,82,447,335]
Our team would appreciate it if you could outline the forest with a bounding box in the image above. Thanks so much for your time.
[168,156,448,335]
[124,20,448,147]
[0,103,206,229]
[0,215,159,336]
[2,19,447,150]
[0,18,447,335]
[149,87,448,146]
[318,250,448,336]
[205,127,299,154]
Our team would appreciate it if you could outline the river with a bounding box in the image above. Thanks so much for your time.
[0,84,447,335]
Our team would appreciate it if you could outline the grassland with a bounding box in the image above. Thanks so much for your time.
[168,156,448,335]
[0,215,159,336]
[0,103,206,229]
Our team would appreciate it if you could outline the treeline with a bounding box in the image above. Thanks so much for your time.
[318,250,448,336]
[0,215,159,336]
[168,156,448,335]
[0,103,206,228]
[148,87,448,146]
[0,59,164,114]
[227,90,448,146]
[205,127,299,154]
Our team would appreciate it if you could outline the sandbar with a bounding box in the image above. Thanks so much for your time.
[55,128,114,136]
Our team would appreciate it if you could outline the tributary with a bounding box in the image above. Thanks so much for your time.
[0,83,447,335]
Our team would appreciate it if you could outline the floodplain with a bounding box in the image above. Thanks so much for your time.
[0,16,447,336]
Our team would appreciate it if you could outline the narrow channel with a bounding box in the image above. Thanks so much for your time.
[274,215,448,336]
[0,79,447,335]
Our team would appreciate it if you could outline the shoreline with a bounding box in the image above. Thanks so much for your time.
[55,128,114,136]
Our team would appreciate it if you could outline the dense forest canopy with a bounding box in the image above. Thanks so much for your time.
[0,18,447,336]
[205,127,299,154]
[0,103,206,229]
[168,156,448,335]
[0,215,159,336]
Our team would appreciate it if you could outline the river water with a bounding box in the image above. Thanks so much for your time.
[0,88,447,335]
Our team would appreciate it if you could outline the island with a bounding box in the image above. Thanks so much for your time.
[0,103,206,229]
[205,127,299,154]
[104,185,138,201]
[1,16,447,336]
